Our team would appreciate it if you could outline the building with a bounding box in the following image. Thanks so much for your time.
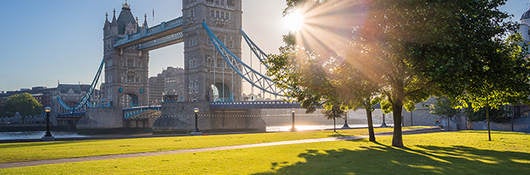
[148,67,185,105]
[520,8,530,42]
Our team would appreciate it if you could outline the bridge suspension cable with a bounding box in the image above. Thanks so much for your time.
[56,58,105,112]
[202,22,286,97]
[241,30,271,69]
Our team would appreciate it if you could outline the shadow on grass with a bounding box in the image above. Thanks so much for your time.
[253,141,530,175]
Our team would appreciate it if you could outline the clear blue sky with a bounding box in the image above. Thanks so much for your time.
[0,0,527,91]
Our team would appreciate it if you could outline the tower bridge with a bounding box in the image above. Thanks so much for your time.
[57,0,301,132]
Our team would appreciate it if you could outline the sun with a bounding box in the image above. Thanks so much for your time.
[282,9,305,32]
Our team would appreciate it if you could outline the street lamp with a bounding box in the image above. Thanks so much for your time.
[380,113,388,127]
[342,113,350,129]
[191,107,201,135]
[290,110,296,132]
[41,106,54,141]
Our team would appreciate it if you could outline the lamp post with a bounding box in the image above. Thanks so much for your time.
[41,106,54,141]
[290,110,296,132]
[191,107,202,135]
[342,114,350,129]
[380,113,388,127]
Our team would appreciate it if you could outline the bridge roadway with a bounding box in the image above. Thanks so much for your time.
[113,17,184,51]
[122,101,301,120]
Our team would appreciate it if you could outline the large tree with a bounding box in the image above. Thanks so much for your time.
[3,93,43,117]
[270,0,383,141]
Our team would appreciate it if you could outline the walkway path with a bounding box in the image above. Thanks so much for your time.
[0,127,440,169]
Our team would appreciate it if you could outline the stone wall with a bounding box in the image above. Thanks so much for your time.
[469,117,530,133]
[77,108,123,129]
[153,102,266,132]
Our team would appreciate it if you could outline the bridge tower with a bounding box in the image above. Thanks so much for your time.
[79,2,149,129]
[183,0,242,102]
[102,3,149,109]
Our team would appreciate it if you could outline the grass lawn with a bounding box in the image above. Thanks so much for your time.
[1,130,529,175]
[0,127,423,163]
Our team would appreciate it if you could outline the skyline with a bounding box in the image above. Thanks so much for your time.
[0,0,528,91]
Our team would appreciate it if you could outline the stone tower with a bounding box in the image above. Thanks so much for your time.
[102,2,149,109]
[520,8,530,42]
[182,0,242,102]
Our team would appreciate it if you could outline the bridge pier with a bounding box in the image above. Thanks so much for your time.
[77,108,123,129]
[153,102,265,133]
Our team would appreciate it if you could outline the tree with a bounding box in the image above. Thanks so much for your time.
[429,97,460,130]
[271,0,383,142]
[348,0,440,147]
[406,1,530,141]
[3,93,43,117]
[350,0,528,146]
[331,61,382,142]
[322,101,346,133]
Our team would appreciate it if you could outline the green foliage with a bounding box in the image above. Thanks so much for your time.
[321,102,345,120]
[430,97,460,119]
[3,93,43,116]
[465,107,511,123]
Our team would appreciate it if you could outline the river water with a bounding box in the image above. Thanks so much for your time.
[0,124,376,141]
[0,131,89,140]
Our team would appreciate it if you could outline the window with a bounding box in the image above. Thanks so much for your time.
[127,59,134,67]
[127,71,136,83]
[227,0,234,7]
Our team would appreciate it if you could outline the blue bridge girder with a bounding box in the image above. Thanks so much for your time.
[122,105,162,120]
[203,22,288,97]
[113,17,184,50]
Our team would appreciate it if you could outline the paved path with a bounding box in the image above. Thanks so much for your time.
[0,127,440,169]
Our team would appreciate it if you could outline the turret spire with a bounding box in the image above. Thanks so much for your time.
[143,13,148,28]
[112,8,117,22]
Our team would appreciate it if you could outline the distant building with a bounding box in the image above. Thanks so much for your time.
[0,84,98,116]
[518,8,530,118]
[519,8,530,42]
[148,67,185,105]
[0,86,56,109]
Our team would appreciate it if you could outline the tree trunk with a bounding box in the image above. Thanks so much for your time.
[486,106,491,141]
[366,108,376,142]
[392,101,404,147]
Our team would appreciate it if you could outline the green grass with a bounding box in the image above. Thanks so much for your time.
[1,130,528,175]
[0,127,416,163]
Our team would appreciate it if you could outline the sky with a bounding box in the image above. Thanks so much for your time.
[0,0,528,92]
